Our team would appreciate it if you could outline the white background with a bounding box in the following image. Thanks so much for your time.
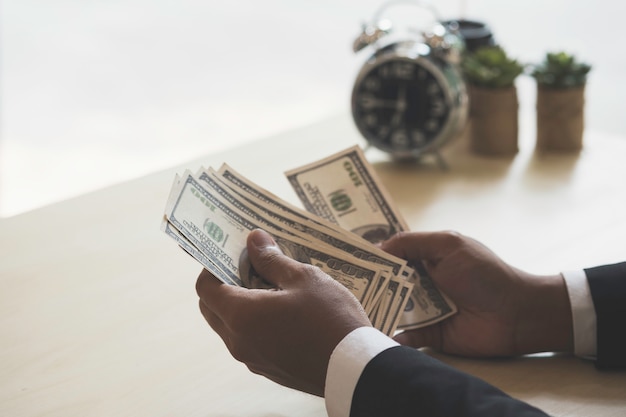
[2,0,625,217]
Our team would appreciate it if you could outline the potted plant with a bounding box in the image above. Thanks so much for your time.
[531,52,592,152]
[461,46,524,155]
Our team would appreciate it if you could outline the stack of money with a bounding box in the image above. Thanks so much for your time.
[161,145,456,336]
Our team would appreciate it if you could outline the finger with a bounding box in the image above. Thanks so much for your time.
[198,298,226,334]
[196,268,225,300]
[246,229,303,288]
[393,324,442,350]
[380,231,464,264]
[199,299,239,354]
[195,268,247,320]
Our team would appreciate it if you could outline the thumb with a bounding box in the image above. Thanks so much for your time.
[244,229,299,289]
[393,324,442,350]
[380,231,460,264]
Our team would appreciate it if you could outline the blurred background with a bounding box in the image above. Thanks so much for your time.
[1,0,624,217]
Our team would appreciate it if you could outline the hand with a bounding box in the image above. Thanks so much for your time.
[195,229,371,397]
[380,231,574,357]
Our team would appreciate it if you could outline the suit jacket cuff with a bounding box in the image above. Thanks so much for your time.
[562,269,597,358]
[584,262,626,369]
[325,327,398,417]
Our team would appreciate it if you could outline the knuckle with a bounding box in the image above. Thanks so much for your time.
[195,268,219,297]
[260,245,285,263]
[224,309,248,332]
[195,271,206,297]
[439,230,465,247]
[293,263,328,283]
[297,262,321,276]
[245,364,263,376]
[388,231,410,243]
[395,231,412,239]
[256,249,287,272]
[228,342,249,363]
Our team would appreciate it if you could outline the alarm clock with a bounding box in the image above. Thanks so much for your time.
[351,1,468,160]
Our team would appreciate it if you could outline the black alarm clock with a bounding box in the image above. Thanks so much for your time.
[351,1,468,160]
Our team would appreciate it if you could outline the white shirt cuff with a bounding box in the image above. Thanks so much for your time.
[324,326,398,417]
[562,270,597,359]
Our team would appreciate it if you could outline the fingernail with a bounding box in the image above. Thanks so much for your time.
[249,229,277,248]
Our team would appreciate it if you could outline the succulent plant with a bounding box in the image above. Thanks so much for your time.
[531,51,591,89]
[461,46,524,88]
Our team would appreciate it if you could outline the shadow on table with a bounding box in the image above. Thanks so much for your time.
[426,349,623,402]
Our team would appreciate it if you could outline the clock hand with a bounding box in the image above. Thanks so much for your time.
[396,87,407,111]
[359,97,399,110]
[391,87,407,127]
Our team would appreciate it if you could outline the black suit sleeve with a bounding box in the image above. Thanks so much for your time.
[585,261,626,369]
[351,346,548,417]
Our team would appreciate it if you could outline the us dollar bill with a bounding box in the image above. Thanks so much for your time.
[164,171,386,308]
[209,165,415,302]
[161,174,241,286]
[369,276,413,336]
[285,145,457,329]
[285,145,408,244]
[201,169,416,311]
[161,218,239,286]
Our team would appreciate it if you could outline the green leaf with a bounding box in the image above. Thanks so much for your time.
[531,51,591,88]
[461,46,524,88]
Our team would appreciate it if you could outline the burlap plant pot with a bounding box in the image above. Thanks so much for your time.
[536,86,585,152]
[468,84,519,156]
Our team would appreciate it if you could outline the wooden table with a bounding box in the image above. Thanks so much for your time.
[2,113,626,416]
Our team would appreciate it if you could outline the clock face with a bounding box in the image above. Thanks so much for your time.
[352,57,451,155]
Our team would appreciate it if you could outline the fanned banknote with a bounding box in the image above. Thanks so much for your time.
[285,145,457,329]
[211,165,411,310]
[161,164,415,335]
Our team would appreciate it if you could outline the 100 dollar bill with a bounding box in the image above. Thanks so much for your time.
[165,171,386,306]
[285,145,457,329]
[285,145,408,244]
[211,165,413,310]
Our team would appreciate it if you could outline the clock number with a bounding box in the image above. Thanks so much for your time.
[359,95,377,110]
[364,77,381,91]
[430,99,446,117]
[412,130,426,146]
[424,118,439,132]
[377,126,391,139]
[363,113,378,127]
[391,130,410,149]
[391,112,403,127]
[426,81,441,95]
[379,62,413,80]
[378,65,390,79]
[392,62,413,80]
